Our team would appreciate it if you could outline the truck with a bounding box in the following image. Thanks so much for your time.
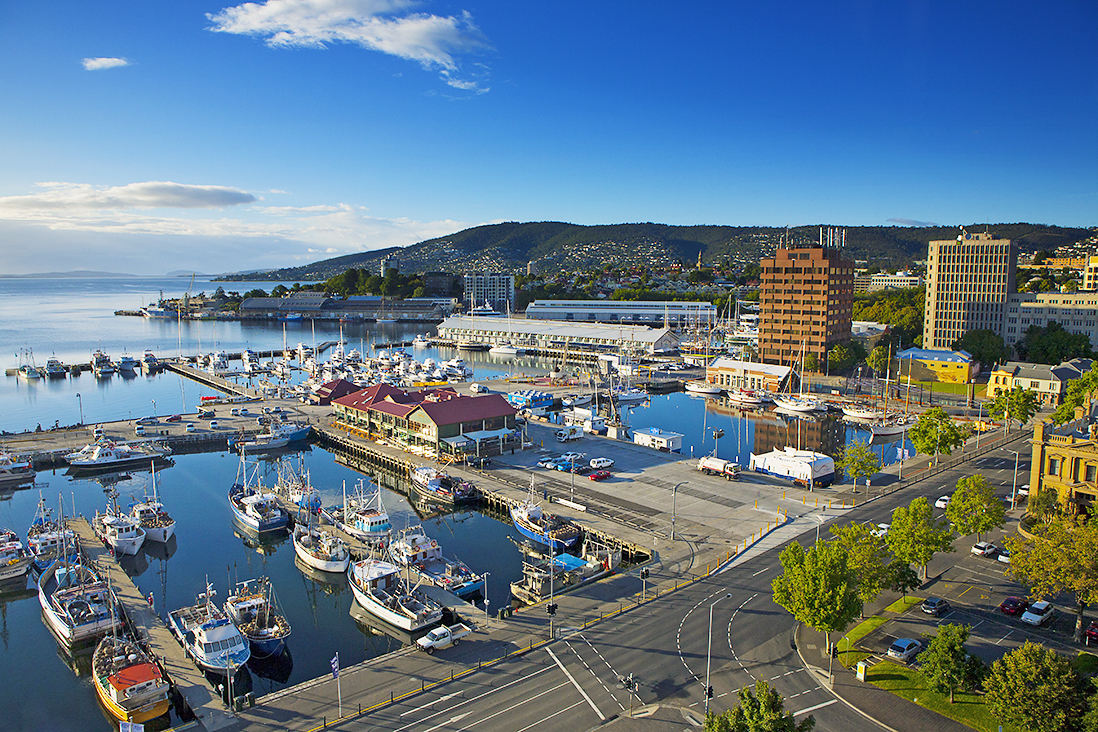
[697,456,741,480]
[416,623,474,653]
[555,425,584,442]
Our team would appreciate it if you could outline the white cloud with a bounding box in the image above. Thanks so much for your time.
[887,217,940,227]
[0,181,472,274]
[0,181,256,211]
[82,57,130,71]
[207,0,489,91]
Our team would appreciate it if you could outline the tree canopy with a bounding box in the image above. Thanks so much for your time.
[946,475,1006,543]
[984,641,1088,732]
[1017,321,1094,365]
[1006,515,1098,642]
[950,329,1009,367]
[886,496,954,579]
[851,287,924,346]
[704,680,815,732]
[771,541,861,680]
[918,623,984,703]
[835,440,880,493]
[829,521,890,609]
[985,385,1040,432]
[1053,362,1098,423]
[907,407,967,465]
[867,345,890,376]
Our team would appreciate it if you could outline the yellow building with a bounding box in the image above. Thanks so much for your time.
[989,358,1094,407]
[896,348,977,384]
[1029,420,1098,517]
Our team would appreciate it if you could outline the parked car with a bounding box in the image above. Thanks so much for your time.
[887,638,922,664]
[136,416,159,426]
[971,541,999,557]
[1021,600,1055,626]
[560,452,586,462]
[467,456,491,468]
[209,420,220,429]
[134,425,146,436]
[1086,621,1098,646]
[922,597,951,617]
[871,523,890,538]
[935,495,950,509]
[590,457,615,469]
[239,408,250,415]
[998,597,1029,616]
[185,423,195,432]
[997,548,1012,564]
[589,470,612,481]
[537,458,558,469]
[165,414,182,422]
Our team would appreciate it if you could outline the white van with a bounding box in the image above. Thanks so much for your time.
[134,425,146,436]
[589,457,614,469]
[470,383,487,394]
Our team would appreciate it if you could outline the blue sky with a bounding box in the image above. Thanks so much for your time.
[0,1,1095,274]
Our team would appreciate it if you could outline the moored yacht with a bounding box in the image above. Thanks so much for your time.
[44,357,67,379]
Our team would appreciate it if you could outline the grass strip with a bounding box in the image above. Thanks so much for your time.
[884,596,923,614]
[867,660,1014,732]
[836,616,888,667]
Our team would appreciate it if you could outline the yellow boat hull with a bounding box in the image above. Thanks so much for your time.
[95,677,171,724]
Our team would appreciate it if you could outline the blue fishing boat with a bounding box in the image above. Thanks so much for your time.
[168,581,251,674]
[510,476,581,552]
[228,454,290,534]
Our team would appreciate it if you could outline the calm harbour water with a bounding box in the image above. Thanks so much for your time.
[0,276,911,730]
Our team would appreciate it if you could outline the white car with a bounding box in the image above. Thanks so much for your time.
[871,523,890,538]
[560,452,586,462]
[971,541,998,557]
[887,638,922,664]
[997,549,1012,564]
[184,423,195,432]
[1021,600,1054,626]
[935,496,950,509]
[590,457,615,469]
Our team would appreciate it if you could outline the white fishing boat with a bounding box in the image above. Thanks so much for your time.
[92,349,115,377]
[65,440,171,470]
[93,492,147,556]
[293,524,350,574]
[684,380,723,395]
[0,529,34,581]
[44,357,68,379]
[348,558,443,632]
[228,455,290,534]
[38,560,120,645]
[92,632,171,724]
[321,479,392,546]
[26,494,76,574]
[388,526,484,598]
[129,466,175,543]
[275,455,322,513]
[169,581,251,673]
[223,576,291,657]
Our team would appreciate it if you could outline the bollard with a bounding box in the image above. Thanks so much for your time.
[390,692,393,704]
[802,496,806,505]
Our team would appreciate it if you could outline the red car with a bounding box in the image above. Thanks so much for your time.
[165,414,182,422]
[999,596,1029,616]
[1086,621,1098,646]
[589,470,612,481]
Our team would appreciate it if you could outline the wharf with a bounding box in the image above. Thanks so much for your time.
[69,518,234,731]
[164,363,262,400]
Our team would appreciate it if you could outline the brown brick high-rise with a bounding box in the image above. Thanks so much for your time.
[758,244,854,367]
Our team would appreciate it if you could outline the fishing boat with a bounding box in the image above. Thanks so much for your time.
[293,524,350,574]
[44,357,68,379]
[228,455,290,534]
[92,350,115,377]
[27,495,76,574]
[140,351,161,373]
[168,581,251,673]
[129,467,175,543]
[510,476,581,551]
[749,446,835,488]
[227,421,311,453]
[348,557,443,632]
[92,491,147,556]
[684,380,723,395]
[65,440,172,471]
[0,452,34,484]
[409,466,474,505]
[387,526,484,598]
[223,577,291,657]
[39,560,119,645]
[17,348,42,380]
[0,529,34,582]
[92,633,171,723]
[321,479,392,546]
[274,455,322,513]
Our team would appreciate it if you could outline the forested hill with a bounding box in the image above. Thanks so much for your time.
[218,221,1093,281]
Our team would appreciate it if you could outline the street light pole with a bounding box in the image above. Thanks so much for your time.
[152,399,156,418]
[705,593,732,715]
[672,482,686,541]
[1003,448,1020,509]
[76,393,83,426]
[483,573,490,625]
[812,513,825,544]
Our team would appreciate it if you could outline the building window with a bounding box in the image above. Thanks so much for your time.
[1049,458,1060,476]
[1087,464,1097,483]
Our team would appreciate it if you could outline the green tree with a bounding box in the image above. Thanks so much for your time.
[907,407,967,465]
[1053,362,1098,423]
[984,641,1087,732]
[986,385,1040,433]
[771,541,862,681]
[950,329,1009,368]
[827,345,855,373]
[829,522,890,611]
[1030,485,1061,525]
[803,353,820,372]
[835,440,880,494]
[867,345,889,376]
[886,497,954,580]
[946,475,1006,543]
[271,284,289,297]
[919,623,984,703]
[885,560,920,599]
[1019,321,1094,364]
[705,680,815,732]
[1005,516,1098,642]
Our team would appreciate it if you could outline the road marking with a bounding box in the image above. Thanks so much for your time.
[422,712,471,732]
[391,666,553,732]
[793,699,837,716]
[547,647,605,721]
[453,682,570,732]
[996,630,1015,645]
[399,691,462,716]
[752,567,768,576]
[512,700,586,732]
[957,586,973,598]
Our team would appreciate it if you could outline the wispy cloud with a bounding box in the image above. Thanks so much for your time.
[82,57,130,71]
[887,218,940,227]
[207,0,489,92]
[0,181,256,210]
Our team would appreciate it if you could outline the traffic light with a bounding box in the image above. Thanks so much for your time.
[641,569,649,580]
[547,603,557,616]
[707,686,714,699]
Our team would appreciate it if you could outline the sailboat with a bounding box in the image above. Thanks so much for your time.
[871,344,917,436]
[772,341,826,412]
[375,297,397,324]
[490,303,525,355]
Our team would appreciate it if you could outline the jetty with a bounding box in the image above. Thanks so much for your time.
[69,518,236,730]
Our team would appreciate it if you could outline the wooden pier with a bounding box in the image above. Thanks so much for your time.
[163,362,262,400]
[69,518,236,731]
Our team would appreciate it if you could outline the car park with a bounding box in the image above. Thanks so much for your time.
[887,638,922,664]
[185,423,195,432]
[590,457,615,469]
[971,541,999,557]
[589,470,612,481]
[166,414,182,422]
[998,597,1029,616]
[1021,600,1055,626]
[922,597,951,617]
[997,548,1011,564]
